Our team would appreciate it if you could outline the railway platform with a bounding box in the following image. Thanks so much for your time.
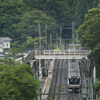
[39,60,55,100]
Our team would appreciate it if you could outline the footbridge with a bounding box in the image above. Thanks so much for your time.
[35,50,91,59]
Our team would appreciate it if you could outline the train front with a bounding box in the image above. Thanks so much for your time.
[67,59,81,93]
[68,76,81,92]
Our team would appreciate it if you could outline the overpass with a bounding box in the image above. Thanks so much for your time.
[35,50,91,59]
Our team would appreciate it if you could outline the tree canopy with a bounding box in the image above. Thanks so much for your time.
[0,0,57,41]
[0,0,97,41]
[76,5,100,78]
[0,63,39,100]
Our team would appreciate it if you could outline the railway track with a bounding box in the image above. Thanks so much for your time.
[48,59,69,100]
[48,42,81,100]
[54,60,64,100]
[52,60,59,99]
[50,59,62,100]
[48,59,81,100]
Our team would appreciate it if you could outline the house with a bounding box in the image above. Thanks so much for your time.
[0,37,12,54]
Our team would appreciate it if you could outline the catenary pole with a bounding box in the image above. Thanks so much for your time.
[45,24,48,48]
[38,24,41,47]
[60,25,62,49]
[72,22,75,43]
[50,34,52,48]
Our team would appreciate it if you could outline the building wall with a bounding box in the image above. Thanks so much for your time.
[0,42,11,53]
[0,44,3,48]
[3,42,10,49]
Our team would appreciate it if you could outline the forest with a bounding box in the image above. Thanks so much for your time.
[0,0,98,40]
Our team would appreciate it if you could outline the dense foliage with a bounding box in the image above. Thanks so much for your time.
[0,0,57,42]
[0,63,39,100]
[0,0,98,41]
[76,2,100,98]
[95,81,100,97]
[76,5,100,78]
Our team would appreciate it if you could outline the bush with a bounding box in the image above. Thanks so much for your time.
[0,63,39,100]
[95,81,100,97]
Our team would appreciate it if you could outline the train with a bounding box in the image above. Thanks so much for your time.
[67,59,81,93]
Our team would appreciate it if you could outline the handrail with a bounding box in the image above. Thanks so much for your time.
[35,50,91,55]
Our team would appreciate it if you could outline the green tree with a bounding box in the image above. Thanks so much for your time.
[95,80,100,98]
[23,0,69,24]
[0,0,57,41]
[0,0,96,41]
[16,10,57,39]
[74,0,94,28]
[92,0,99,7]
[0,57,15,65]
[76,5,100,78]
[9,36,47,64]
[0,0,27,38]
[0,63,39,100]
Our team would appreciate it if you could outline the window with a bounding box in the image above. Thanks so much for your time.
[6,43,8,46]
[69,77,80,85]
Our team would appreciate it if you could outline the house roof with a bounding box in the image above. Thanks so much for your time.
[0,37,12,43]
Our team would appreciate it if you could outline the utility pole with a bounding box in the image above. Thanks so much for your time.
[56,33,58,49]
[45,24,48,48]
[72,22,75,44]
[46,59,49,76]
[77,33,79,44]
[38,24,42,80]
[50,34,52,48]
[38,24,41,47]
[60,25,62,49]
[39,59,42,79]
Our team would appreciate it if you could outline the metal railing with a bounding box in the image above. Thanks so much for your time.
[35,50,91,55]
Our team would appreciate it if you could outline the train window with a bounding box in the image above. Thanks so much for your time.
[75,78,80,84]
[69,77,80,85]
[69,78,74,84]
